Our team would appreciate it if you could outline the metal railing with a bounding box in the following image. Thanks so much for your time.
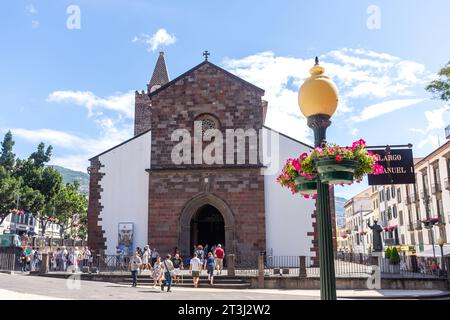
[444,178,450,191]
[431,183,442,194]
[414,220,423,230]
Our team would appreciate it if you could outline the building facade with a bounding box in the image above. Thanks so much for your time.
[87,53,334,258]
[343,141,450,257]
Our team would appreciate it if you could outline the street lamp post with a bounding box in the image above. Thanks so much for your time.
[298,57,339,300]
[423,221,436,259]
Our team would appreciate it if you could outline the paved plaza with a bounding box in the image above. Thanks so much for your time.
[0,273,448,300]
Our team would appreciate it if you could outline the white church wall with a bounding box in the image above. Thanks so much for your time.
[263,128,316,258]
[98,131,152,254]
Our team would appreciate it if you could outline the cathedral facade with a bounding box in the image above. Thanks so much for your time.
[87,52,334,259]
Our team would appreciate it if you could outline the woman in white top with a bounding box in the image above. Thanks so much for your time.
[141,246,152,273]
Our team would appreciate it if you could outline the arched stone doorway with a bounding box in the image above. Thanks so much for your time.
[190,204,225,250]
[179,193,235,256]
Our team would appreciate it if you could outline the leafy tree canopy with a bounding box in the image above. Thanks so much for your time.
[426,60,450,101]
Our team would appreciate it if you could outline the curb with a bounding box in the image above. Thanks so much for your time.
[340,292,450,300]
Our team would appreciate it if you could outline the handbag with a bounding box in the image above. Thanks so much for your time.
[164,260,174,277]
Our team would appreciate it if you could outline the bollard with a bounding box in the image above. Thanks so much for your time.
[258,255,264,289]
[227,254,235,277]
[299,256,307,278]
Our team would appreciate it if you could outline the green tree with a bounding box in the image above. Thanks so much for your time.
[14,143,62,235]
[426,61,450,101]
[53,181,88,239]
[0,166,20,226]
[0,131,16,171]
[389,247,400,265]
[29,142,53,167]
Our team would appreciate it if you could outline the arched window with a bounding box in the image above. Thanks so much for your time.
[393,205,397,219]
[195,114,220,134]
[388,207,392,220]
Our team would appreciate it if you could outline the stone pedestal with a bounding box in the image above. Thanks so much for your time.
[299,256,307,278]
[227,254,235,277]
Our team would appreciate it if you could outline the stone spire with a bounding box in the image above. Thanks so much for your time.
[148,52,169,93]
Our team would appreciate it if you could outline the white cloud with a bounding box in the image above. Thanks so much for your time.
[133,28,176,52]
[47,90,135,118]
[351,98,424,122]
[11,120,133,172]
[31,20,40,29]
[412,105,450,149]
[222,48,430,141]
[25,4,39,28]
[25,4,37,15]
[351,128,359,136]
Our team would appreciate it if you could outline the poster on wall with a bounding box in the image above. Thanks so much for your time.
[118,222,134,256]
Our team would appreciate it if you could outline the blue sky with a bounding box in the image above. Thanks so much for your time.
[1,0,450,199]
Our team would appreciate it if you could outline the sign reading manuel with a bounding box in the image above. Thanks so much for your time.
[368,148,415,185]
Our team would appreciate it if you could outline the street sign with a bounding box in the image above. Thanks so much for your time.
[368,147,415,185]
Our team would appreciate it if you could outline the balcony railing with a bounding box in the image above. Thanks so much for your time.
[431,183,442,194]
[445,178,450,191]
[384,238,400,246]
[414,220,422,230]
[420,191,430,200]
[407,222,414,231]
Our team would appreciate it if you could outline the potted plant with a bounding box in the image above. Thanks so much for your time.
[312,139,383,184]
[277,139,384,193]
[276,158,318,198]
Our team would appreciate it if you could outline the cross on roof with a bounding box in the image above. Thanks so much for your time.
[203,50,210,61]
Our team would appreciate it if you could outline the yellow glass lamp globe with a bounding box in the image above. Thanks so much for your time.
[298,57,339,118]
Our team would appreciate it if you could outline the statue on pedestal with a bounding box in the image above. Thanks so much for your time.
[367,220,383,252]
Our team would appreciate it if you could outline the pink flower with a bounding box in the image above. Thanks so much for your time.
[367,151,373,156]
[312,194,317,199]
[314,147,323,153]
[300,153,308,160]
[291,158,302,171]
[304,194,310,199]
[335,154,342,162]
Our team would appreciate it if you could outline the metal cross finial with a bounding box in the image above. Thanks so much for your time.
[203,50,210,61]
[315,56,319,65]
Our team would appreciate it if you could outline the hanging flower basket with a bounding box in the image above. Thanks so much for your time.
[294,176,318,195]
[277,138,384,193]
[314,157,357,184]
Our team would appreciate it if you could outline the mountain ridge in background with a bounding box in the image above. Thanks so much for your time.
[50,165,89,195]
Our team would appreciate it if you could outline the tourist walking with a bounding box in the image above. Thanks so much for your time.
[141,245,152,273]
[61,246,68,271]
[152,256,164,288]
[151,248,159,267]
[190,253,202,288]
[82,247,91,268]
[204,252,216,285]
[129,250,142,287]
[20,251,28,272]
[172,253,183,284]
[161,254,174,292]
[195,245,205,264]
[214,244,225,275]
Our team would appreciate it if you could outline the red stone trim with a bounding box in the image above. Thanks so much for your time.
[87,157,107,253]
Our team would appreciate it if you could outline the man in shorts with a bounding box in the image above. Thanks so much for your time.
[189,253,202,288]
[214,244,225,275]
